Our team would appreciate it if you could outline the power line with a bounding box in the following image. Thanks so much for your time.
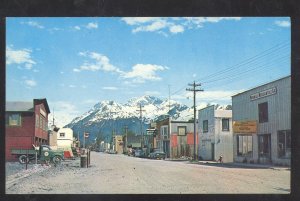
[171,40,290,96]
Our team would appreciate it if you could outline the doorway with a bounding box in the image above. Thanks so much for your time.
[258,134,271,163]
[211,143,215,161]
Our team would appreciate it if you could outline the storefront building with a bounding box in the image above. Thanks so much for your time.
[5,98,50,161]
[232,76,291,166]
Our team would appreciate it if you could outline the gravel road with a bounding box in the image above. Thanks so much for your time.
[6,151,290,194]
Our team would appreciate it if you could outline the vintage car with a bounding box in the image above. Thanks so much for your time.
[148,150,166,160]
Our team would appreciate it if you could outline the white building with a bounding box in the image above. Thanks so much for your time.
[56,128,74,150]
[232,76,290,166]
[198,105,233,163]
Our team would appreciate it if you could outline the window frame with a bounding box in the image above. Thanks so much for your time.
[6,113,22,127]
[258,102,269,123]
[237,135,253,157]
[203,120,208,133]
[178,126,187,136]
[277,130,291,159]
[222,118,230,131]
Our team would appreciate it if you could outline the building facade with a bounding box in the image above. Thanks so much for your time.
[232,76,291,166]
[170,121,197,159]
[156,117,171,158]
[155,117,198,159]
[198,105,233,163]
[113,135,124,154]
[5,99,50,161]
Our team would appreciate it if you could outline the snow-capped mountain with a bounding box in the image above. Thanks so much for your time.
[68,95,189,126]
[65,95,191,143]
[64,95,231,144]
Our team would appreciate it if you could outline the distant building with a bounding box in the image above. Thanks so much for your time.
[198,105,233,163]
[5,99,50,161]
[155,117,198,159]
[56,128,74,150]
[232,76,290,166]
[170,120,197,159]
[113,135,123,154]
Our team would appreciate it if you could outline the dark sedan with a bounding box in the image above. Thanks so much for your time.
[149,150,166,160]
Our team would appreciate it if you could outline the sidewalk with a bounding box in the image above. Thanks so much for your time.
[193,160,290,170]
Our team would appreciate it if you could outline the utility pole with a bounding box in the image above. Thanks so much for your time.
[186,81,204,161]
[136,104,146,148]
[168,85,171,116]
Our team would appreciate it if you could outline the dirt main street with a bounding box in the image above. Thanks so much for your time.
[6,151,290,194]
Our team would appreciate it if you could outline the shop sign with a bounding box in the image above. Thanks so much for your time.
[250,87,277,101]
[233,121,257,133]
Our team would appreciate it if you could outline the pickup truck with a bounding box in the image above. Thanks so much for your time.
[11,144,64,165]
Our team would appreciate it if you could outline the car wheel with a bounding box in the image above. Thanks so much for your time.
[52,156,62,165]
[19,155,29,164]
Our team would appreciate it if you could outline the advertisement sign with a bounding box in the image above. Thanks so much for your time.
[233,121,257,133]
[250,87,277,101]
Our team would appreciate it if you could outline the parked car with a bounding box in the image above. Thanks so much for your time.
[134,149,146,158]
[149,150,166,160]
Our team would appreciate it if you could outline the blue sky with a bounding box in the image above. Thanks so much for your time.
[6,17,291,127]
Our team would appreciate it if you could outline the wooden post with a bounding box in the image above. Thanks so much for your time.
[26,149,28,170]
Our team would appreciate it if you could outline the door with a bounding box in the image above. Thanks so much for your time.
[258,134,271,163]
[211,143,215,161]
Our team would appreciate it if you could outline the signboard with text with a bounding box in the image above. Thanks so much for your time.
[233,121,257,134]
[250,87,277,101]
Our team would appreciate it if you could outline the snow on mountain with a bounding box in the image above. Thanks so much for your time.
[69,95,190,126]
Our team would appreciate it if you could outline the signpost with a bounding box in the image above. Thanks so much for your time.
[83,132,89,148]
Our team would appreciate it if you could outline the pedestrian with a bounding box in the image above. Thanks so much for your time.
[218,155,223,163]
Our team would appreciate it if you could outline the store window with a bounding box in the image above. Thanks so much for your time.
[258,134,271,158]
[258,102,268,123]
[222,118,230,131]
[6,113,21,126]
[278,130,291,158]
[35,114,39,128]
[203,120,208,133]
[237,135,253,156]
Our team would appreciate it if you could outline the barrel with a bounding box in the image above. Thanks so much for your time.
[80,155,87,168]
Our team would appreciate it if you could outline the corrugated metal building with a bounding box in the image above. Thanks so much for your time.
[198,105,233,163]
[5,99,50,161]
[232,76,291,166]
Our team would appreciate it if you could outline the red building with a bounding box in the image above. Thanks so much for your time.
[5,99,50,161]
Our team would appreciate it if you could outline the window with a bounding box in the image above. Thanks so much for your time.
[60,133,65,138]
[237,135,253,156]
[178,126,186,136]
[6,113,21,126]
[222,119,230,131]
[35,114,39,128]
[258,134,271,158]
[278,130,291,158]
[161,126,169,139]
[258,102,268,123]
[203,120,208,133]
[40,116,43,129]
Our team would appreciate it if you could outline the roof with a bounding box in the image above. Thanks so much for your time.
[232,75,291,97]
[6,98,50,113]
[6,101,34,112]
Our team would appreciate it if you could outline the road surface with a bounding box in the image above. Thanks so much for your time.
[6,151,290,194]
